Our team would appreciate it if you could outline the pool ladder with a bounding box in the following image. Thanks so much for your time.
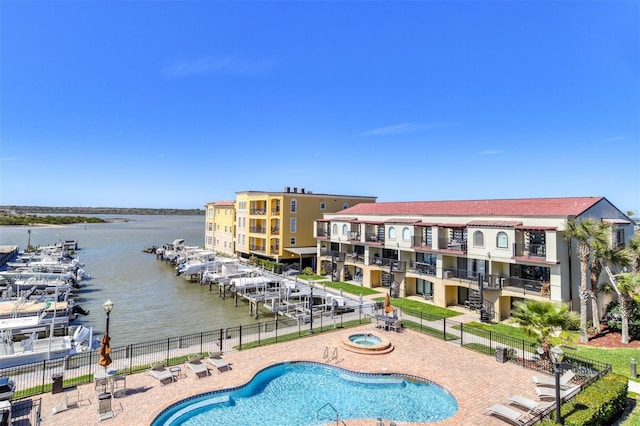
[323,346,339,363]
[316,402,347,425]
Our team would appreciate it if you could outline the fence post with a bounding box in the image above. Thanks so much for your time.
[442,318,446,340]
[239,325,243,350]
[166,338,170,363]
[275,316,278,342]
[200,332,204,354]
[42,360,47,394]
[460,323,463,346]
[522,341,526,367]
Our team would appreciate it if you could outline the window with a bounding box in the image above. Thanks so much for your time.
[224,226,227,233]
[332,224,338,235]
[388,227,396,239]
[342,224,348,236]
[290,237,296,245]
[320,202,326,210]
[616,228,625,247]
[473,231,484,247]
[290,218,297,233]
[207,223,212,231]
[290,199,297,213]
[497,232,508,248]
[402,227,410,240]
[343,203,348,209]
[208,208,213,218]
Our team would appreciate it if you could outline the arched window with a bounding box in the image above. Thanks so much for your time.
[332,224,338,235]
[290,199,297,213]
[342,224,348,236]
[342,203,349,209]
[497,232,508,248]
[388,227,396,239]
[402,227,410,240]
[320,202,326,210]
[473,231,484,247]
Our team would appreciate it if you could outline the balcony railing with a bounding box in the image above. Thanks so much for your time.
[250,226,267,234]
[513,243,547,258]
[346,253,365,264]
[365,233,384,243]
[319,248,345,261]
[411,236,432,250]
[271,209,280,215]
[369,257,406,272]
[250,209,266,215]
[270,245,280,252]
[316,227,330,238]
[408,261,436,276]
[249,244,266,253]
[348,232,361,242]
[440,269,550,297]
[438,238,467,252]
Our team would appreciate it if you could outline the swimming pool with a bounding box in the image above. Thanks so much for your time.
[152,361,458,426]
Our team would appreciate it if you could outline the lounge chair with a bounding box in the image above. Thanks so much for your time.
[147,361,174,385]
[186,354,211,379]
[506,394,554,414]
[532,369,575,388]
[484,404,531,425]
[535,384,581,401]
[205,352,231,372]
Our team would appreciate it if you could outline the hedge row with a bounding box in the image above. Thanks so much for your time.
[539,373,628,425]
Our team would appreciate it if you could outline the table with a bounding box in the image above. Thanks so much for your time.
[170,366,182,381]
[374,315,398,330]
[94,370,117,393]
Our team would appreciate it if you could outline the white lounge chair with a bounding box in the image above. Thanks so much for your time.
[535,384,581,401]
[186,354,211,379]
[532,369,575,388]
[484,404,531,425]
[205,353,230,372]
[506,394,554,414]
[147,361,174,385]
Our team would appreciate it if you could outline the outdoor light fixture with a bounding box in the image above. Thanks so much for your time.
[103,299,114,335]
[549,346,565,425]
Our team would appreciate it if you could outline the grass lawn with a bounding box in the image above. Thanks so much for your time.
[374,297,462,319]
[315,281,381,296]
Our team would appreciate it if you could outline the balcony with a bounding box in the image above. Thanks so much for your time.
[271,209,280,216]
[513,243,546,258]
[408,261,436,276]
[250,209,266,215]
[369,257,406,272]
[365,233,384,244]
[411,236,432,251]
[249,244,266,254]
[316,225,330,238]
[348,232,361,242]
[250,226,267,234]
[439,269,551,298]
[319,248,345,261]
[438,238,467,252]
[346,253,365,264]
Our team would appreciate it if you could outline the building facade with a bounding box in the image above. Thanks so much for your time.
[234,187,376,267]
[315,196,635,321]
[204,200,236,257]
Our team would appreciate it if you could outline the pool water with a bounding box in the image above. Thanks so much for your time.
[152,361,458,426]
[349,333,382,346]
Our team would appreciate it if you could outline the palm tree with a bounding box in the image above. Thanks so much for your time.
[565,218,607,343]
[511,300,578,360]
[628,233,640,273]
[603,266,640,344]
[588,222,613,332]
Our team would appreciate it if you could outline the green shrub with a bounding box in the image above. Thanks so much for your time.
[544,373,628,426]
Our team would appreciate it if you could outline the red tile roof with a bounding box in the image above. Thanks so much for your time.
[342,197,605,217]
[467,220,522,228]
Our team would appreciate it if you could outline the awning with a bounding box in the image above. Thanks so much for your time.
[285,247,318,256]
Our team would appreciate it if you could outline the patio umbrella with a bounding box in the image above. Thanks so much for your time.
[384,292,394,314]
[98,333,112,368]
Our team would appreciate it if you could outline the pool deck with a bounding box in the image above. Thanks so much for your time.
[35,321,545,426]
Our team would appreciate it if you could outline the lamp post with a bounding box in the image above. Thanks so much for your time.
[549,346,565,425]
[103,299,114,337]
[309,283,314,334]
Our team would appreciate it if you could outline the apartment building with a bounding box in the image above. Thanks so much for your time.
[315,196,635,321]
[234,187,376,268]
[204,200,235,257]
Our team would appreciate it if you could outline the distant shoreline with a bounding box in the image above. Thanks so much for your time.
[0,206,204,216]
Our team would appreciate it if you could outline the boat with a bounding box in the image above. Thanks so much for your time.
[0,378,15,401]
[0,317,96,369]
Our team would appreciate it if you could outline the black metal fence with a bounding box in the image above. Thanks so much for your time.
[2,308,370,399]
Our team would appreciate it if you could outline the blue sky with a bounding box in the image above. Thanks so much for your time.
[1,1,638,213]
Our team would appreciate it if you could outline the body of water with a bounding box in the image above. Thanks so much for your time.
[0,215,264,347]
